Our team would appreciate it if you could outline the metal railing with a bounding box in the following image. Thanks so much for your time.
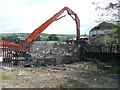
[2,40,29,66]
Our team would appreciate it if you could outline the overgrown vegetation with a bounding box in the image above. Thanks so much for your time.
[112,24,120,44]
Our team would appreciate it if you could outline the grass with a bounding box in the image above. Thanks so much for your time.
[0,74,13,80]
[35,72,42,79]
[91,66,120,75]
[91,59,120,75]
[98,61,120,75]
[103,66,120,74]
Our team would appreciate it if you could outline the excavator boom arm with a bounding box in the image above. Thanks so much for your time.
[0,7,80,51]
[25,7,80,43]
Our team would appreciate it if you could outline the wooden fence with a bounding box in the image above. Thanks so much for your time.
[84,44,120,63]
[85,44,120,53]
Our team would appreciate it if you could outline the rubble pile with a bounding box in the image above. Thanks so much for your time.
[29,41,80,66]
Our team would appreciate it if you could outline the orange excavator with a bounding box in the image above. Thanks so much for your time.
[0,7,80,53]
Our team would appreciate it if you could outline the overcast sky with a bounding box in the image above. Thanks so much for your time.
[0,0,117,35]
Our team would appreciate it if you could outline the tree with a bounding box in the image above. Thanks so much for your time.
[112,24,120,43]
[93,0,120,44]
[92,0,119,22]
[1,33,18,41]
[48,34,60,41]
[8,33,18,41]
[36,35,42,41]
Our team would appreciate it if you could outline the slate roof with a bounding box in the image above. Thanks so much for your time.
[90,22,114,32]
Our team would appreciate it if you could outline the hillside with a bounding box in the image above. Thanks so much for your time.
[0,33,76,41]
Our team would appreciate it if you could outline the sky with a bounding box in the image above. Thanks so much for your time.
[0,0,117,35]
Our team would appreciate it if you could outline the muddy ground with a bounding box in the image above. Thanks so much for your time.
[0,61,119,89]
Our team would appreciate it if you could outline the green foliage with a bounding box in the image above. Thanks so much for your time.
[112,24,120,35]
[9,33,18,41]
[48,34,60,41]
[42,36,48,41]
[36,35,42,41]
[0,33,76,41]
[1,33,18,41]
[0,74,13,80]
[112,24,120,43]
[59,37,67,42]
